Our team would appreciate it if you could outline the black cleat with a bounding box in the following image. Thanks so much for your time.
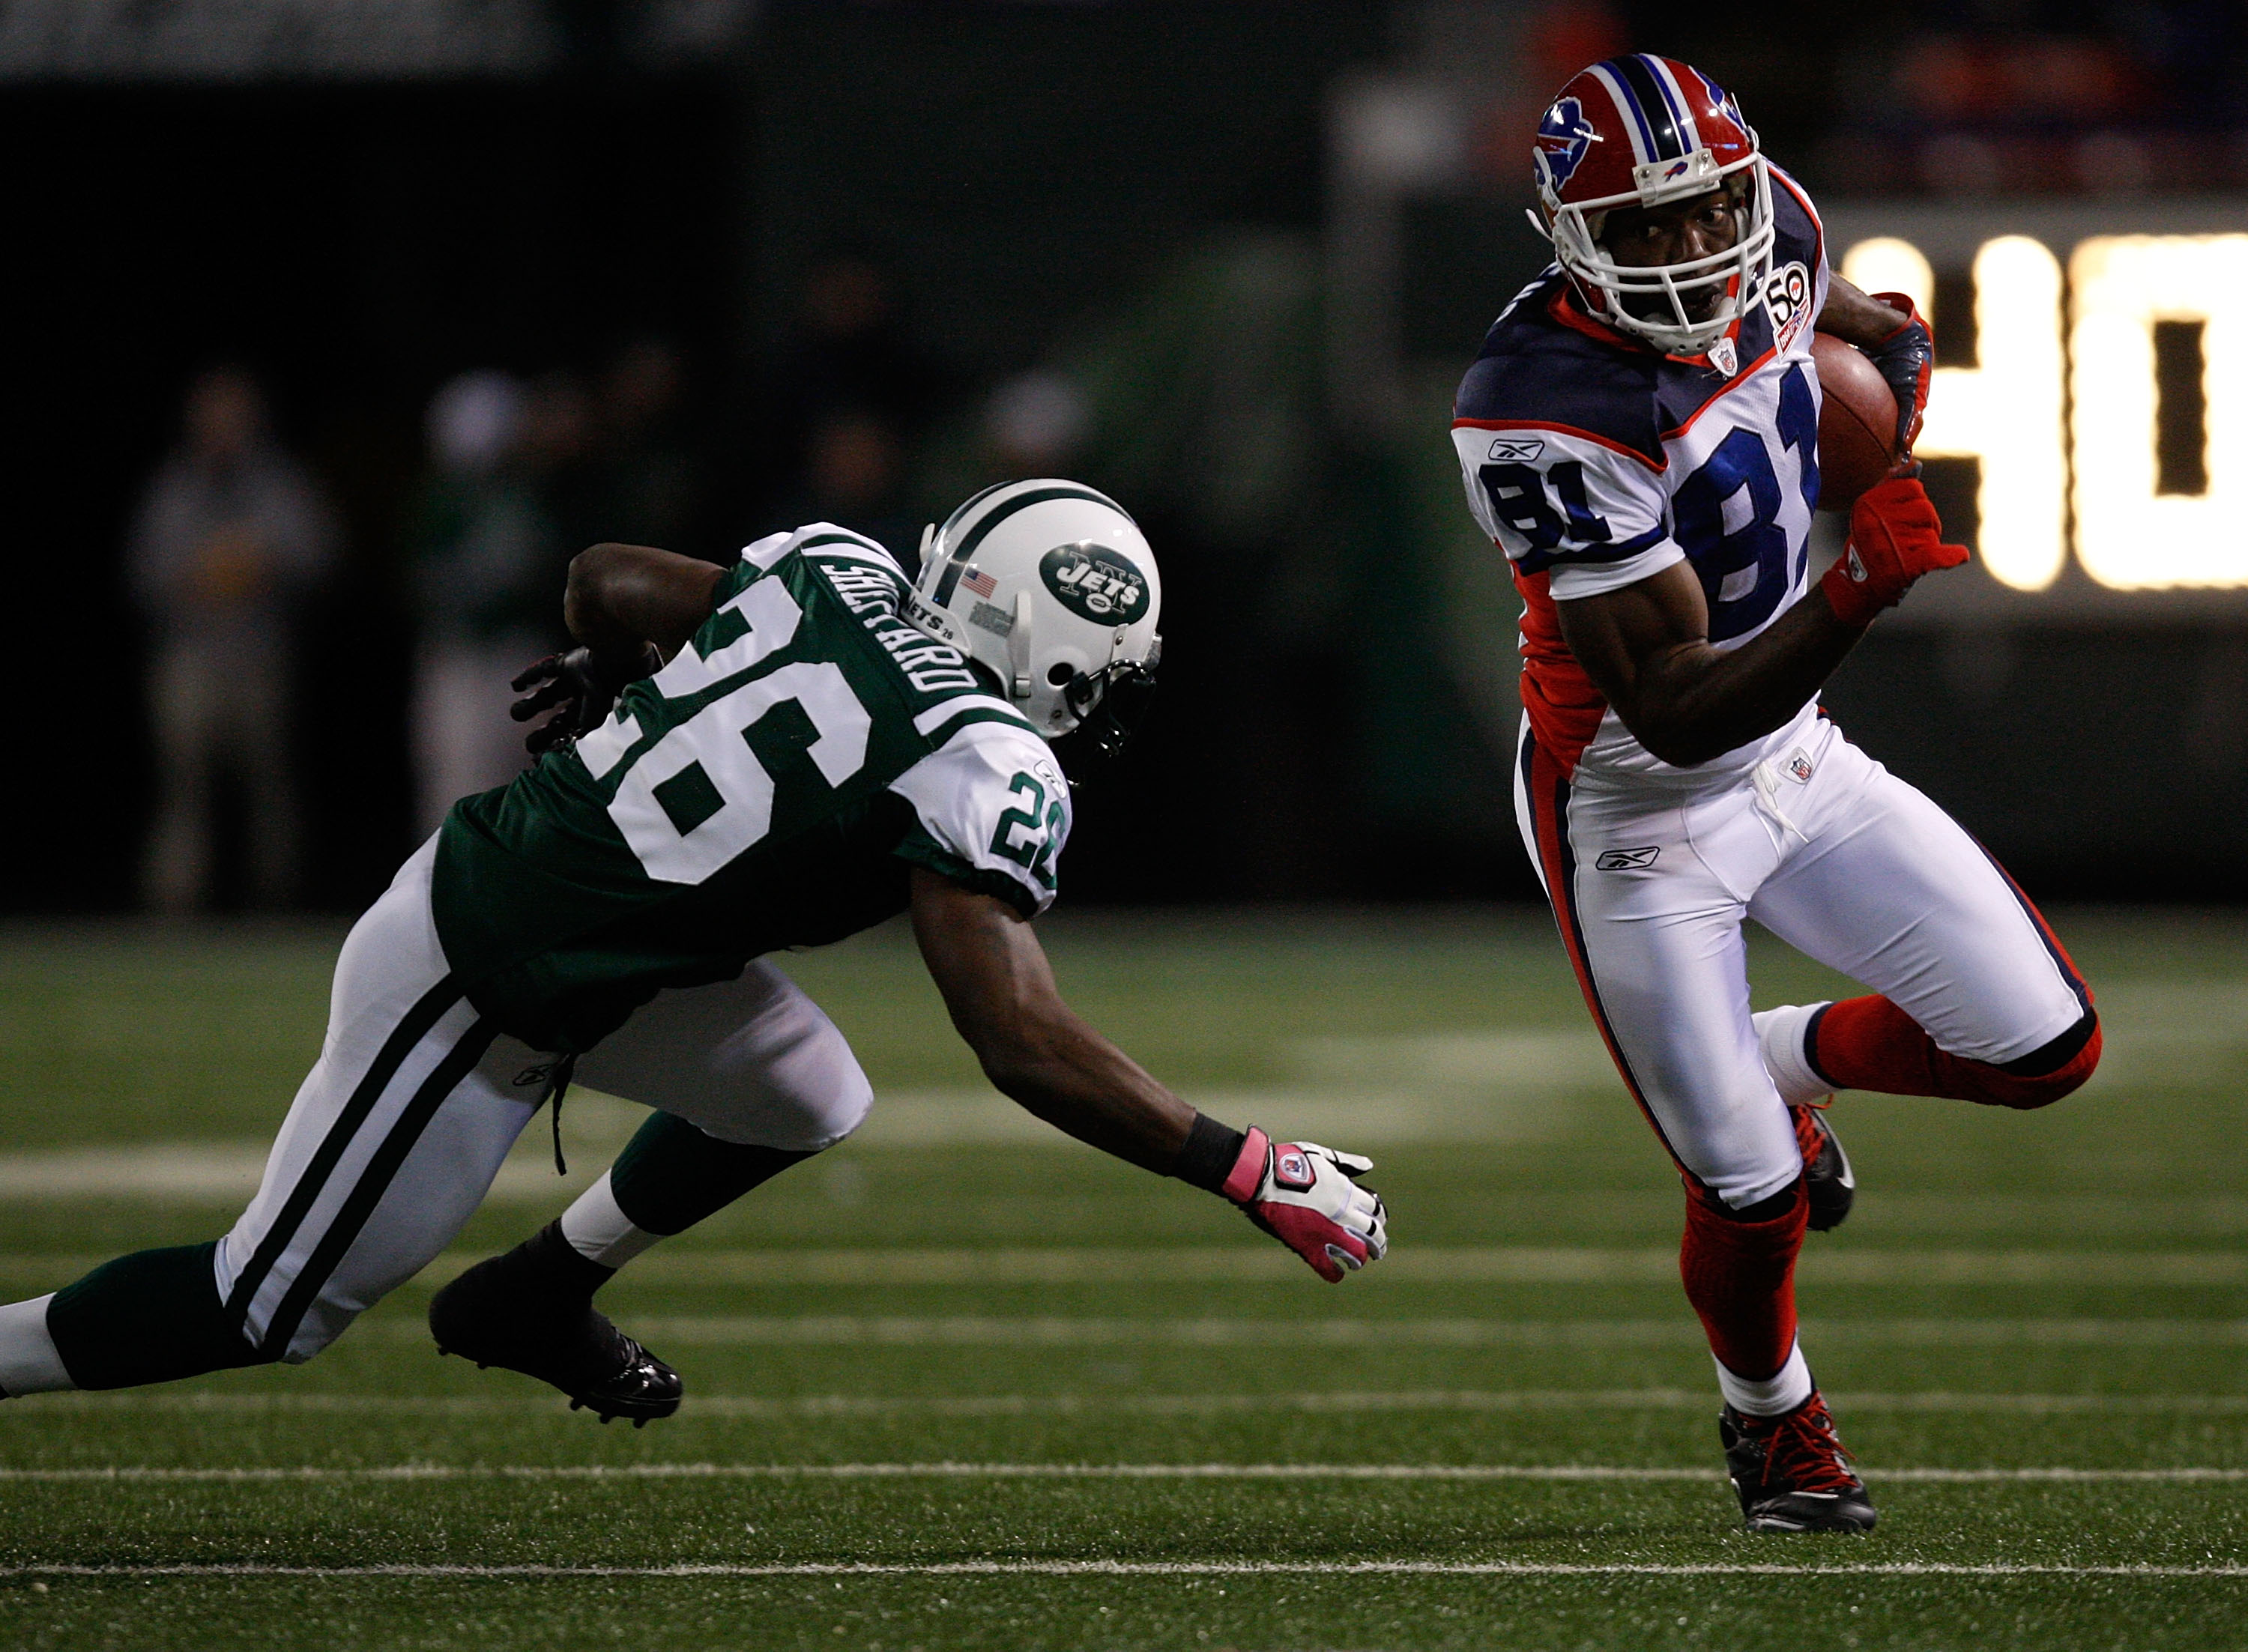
[1794,1102,1855,1232]
[429,1222,683,1426]
[1720,1392,1877,1533]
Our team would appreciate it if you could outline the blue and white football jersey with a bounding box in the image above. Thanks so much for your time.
[1451,169,1830,781]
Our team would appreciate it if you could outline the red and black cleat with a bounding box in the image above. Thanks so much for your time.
[1720,1391,1877,1532]
[429,1223,683,1426]
[1794,1101,1855,1232]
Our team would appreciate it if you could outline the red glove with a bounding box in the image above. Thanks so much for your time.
[1821,475,1968,627]
[1862,291,1934,453]
[1220,1127,1388,1283]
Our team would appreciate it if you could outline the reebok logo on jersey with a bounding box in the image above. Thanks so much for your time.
[1595,847,1661,871]
[1487,437,1545,463]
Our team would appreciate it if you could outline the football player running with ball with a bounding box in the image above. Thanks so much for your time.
[1453,57,2099,1532]
[0,482,1386,1420]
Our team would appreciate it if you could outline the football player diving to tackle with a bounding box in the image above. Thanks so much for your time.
[1453,56,2099,1531]
[0,481,1388,1420]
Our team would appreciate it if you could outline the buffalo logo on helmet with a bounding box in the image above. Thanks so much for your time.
[1695,67,1746,127]
[1039,542,1149,625]
[1533,96,1599,194]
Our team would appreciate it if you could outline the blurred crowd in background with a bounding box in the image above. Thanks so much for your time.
[119,249,1024,913]
[12,0,2248,919]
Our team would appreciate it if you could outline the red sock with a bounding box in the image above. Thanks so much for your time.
[1810,995,2100,1110]
[1679,1181,1807,1381]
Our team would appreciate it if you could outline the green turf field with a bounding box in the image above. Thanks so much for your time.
[0,908,2243,1650]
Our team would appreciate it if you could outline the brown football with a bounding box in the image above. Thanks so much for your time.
[1811,332,1899,513]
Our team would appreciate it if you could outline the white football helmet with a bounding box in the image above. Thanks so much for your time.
[1531,55,1776,357]
[905,479,1161,748]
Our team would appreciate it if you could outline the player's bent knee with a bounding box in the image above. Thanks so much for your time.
[774,1061,874,1151]
[809,1067,874,1149]
[756,1008,875,1149]
[693,972,876,1150]
[1959,1011,2102,1110]
[697,1055,872,1152]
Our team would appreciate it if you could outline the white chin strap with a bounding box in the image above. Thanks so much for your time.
[1006,591,1033,701]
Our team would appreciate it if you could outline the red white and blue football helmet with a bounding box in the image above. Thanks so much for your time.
[1531,55,1774,357]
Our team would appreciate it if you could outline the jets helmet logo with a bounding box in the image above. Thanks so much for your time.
[1039,542,1149,625]
[1534,96,1598,194]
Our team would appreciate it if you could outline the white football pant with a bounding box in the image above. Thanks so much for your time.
[213,834,872,1363]
[1516,707,2087,1208]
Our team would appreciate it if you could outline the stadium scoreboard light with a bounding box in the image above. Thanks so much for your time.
[1825,202,2248,603]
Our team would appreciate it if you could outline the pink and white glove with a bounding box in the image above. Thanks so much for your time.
[1221,1127,1389,1283]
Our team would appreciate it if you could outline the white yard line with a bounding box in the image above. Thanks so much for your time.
[493,1247,2248,1288]
[6,1246,2248,1286]
[1,1560,2244,1579]
[10,1307,2245,1349]
[0,1463,2240,1483]
[364,1313,2248,1347]
[14,1389,2247,1417]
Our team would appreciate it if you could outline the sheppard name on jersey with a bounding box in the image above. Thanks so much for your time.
[818,560,984,693]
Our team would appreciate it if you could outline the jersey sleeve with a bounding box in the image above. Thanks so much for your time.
[887,721,1070,918]
[1450,423,1684,599]
[1770,166,1830,319]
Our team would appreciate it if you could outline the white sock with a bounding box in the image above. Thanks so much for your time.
[0,1295,75,1396]
[1715,1339,1813,1417]
[558,1172,665,1270]
[1753,1002,1833,1106]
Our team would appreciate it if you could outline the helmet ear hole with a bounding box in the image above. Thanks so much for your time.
[1046,662,1075,686]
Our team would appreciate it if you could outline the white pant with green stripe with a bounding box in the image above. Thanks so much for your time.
[217,834,873,1364]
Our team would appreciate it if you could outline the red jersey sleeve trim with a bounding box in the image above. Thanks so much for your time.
[1547,287,1638,351]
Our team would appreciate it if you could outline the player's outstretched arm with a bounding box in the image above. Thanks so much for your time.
[907,868,1387,1281]
[1556,478,1966,767]
[512,544,728,752]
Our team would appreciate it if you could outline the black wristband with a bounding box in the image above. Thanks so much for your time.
[1173,1111,1248,1193]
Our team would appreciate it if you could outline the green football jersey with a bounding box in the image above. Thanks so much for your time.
[432,524,1070,1053]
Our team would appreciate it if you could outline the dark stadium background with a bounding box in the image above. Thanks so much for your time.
[5,0,2245,916]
